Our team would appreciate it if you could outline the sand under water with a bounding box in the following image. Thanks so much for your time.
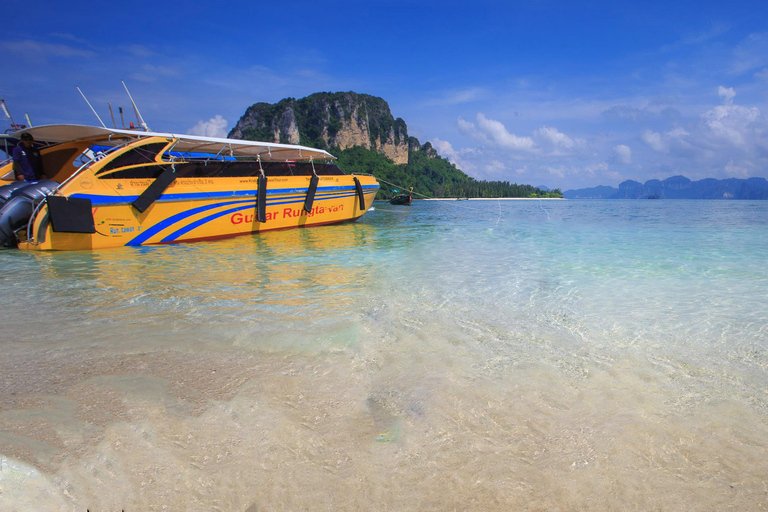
[1,199,767,510]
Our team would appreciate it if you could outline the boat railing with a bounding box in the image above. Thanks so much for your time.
[22,142,128,245]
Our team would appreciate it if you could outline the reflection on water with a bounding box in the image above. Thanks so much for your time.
[1,200,768,510]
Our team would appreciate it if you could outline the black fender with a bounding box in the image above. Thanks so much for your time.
[0,181,29,207]
[0,180,59,247]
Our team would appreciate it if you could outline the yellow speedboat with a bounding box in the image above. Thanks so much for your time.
[0,125,379,250]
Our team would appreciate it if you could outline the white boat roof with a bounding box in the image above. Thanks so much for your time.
[9,124,335,161]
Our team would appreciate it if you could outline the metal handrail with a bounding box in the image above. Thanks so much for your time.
[23,147,109,245]
[23,136,164,245]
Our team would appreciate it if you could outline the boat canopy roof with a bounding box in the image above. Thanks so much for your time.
[9,124,335,162]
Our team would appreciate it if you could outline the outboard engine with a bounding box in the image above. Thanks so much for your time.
[0,180,58,248]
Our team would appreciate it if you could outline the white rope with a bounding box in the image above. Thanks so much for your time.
[375,178,486,212]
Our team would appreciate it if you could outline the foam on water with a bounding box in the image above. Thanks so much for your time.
[1,200,767,510]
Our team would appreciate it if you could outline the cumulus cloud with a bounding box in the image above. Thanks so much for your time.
[446,85,766,189]
[585,162,609,176]
[534,126,575,150]
[484,160,507,174]
[432,138,458,160]
[642,130,667,152]
[702,87,760,147]
[545,166,565,178]
[432,137,478,174]
[642,127,693,154]
[718,85,736,105]
[613,144,632,164]
[188,115,228,138]
[458,114,584,158]
[458,113,535,151]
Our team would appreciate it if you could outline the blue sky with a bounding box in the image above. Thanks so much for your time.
[2,0,767,190]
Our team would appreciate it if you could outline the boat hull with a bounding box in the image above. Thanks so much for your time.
[389,194,412,205]
[18,174,378,250]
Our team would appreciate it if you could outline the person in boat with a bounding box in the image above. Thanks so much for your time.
[12,133,46,183]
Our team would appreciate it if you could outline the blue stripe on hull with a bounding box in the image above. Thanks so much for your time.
[124,188,377,246]
[73,184,378,206]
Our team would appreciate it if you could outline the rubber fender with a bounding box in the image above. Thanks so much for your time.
[11,180,58,202]
[0,180,58,248]
[0,196,34,247]
[257,175,267,223]
[303,174,319,213]
[353,177,365,210]
[133,169,176,213]
[0,181,28,207]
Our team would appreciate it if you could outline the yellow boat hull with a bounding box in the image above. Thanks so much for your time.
[1,128,379,251]
[17,174,378,251]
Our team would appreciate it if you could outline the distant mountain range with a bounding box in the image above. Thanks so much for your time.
[564,176,768,199]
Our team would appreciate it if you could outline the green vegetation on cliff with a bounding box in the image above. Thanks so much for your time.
[336,143,562,199]
[232,92,407,152]
[232,92,561,199]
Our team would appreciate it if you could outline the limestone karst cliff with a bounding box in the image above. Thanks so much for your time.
[229,91,561,199]
[229,92,409,164]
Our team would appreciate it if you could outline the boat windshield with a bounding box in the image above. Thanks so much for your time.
[91,137,347,179]
[98,160,347,180]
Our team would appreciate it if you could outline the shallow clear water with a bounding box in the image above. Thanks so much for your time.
[1,199,767,510]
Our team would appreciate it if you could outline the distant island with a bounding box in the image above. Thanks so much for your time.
[565,175,768,199]
[229,91,562,200]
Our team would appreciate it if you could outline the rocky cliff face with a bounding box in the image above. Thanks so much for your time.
[229,92,410,164]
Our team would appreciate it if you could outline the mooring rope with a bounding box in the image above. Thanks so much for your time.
[375,178,486,212]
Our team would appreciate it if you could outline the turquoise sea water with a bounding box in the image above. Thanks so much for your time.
[1,199,767,510]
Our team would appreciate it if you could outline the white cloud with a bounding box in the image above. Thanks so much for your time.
[642,130,667,152]
[732,32,768,74]
[428,87,487,106]
[458,113,535,152]
[585,162,610,176]
[432,137,478,174]
[476,113,536,151]
[0,39,94,60]
[456,117,476,135]
[642,127,693,154]
[131,65,180,83]
[432,138,458,160]
[614,144,632,164]
[546,166,565,178]
[668,127,690,139]
[188,115,228,138]
[485,160,507,174]
[718,85,736,105]
[534,126,575,150]
[724,159,750,178]
[701,101,759,147]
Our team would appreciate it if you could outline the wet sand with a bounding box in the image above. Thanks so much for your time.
[2,339,768,511]
[2,201,768,510]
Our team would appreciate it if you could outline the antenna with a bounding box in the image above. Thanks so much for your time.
[77,87,107,128]
[108,102,117,128]
[121,80,150,131]
[119,107,126,129]
[1,98,16,126]
[24,113,33,128]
